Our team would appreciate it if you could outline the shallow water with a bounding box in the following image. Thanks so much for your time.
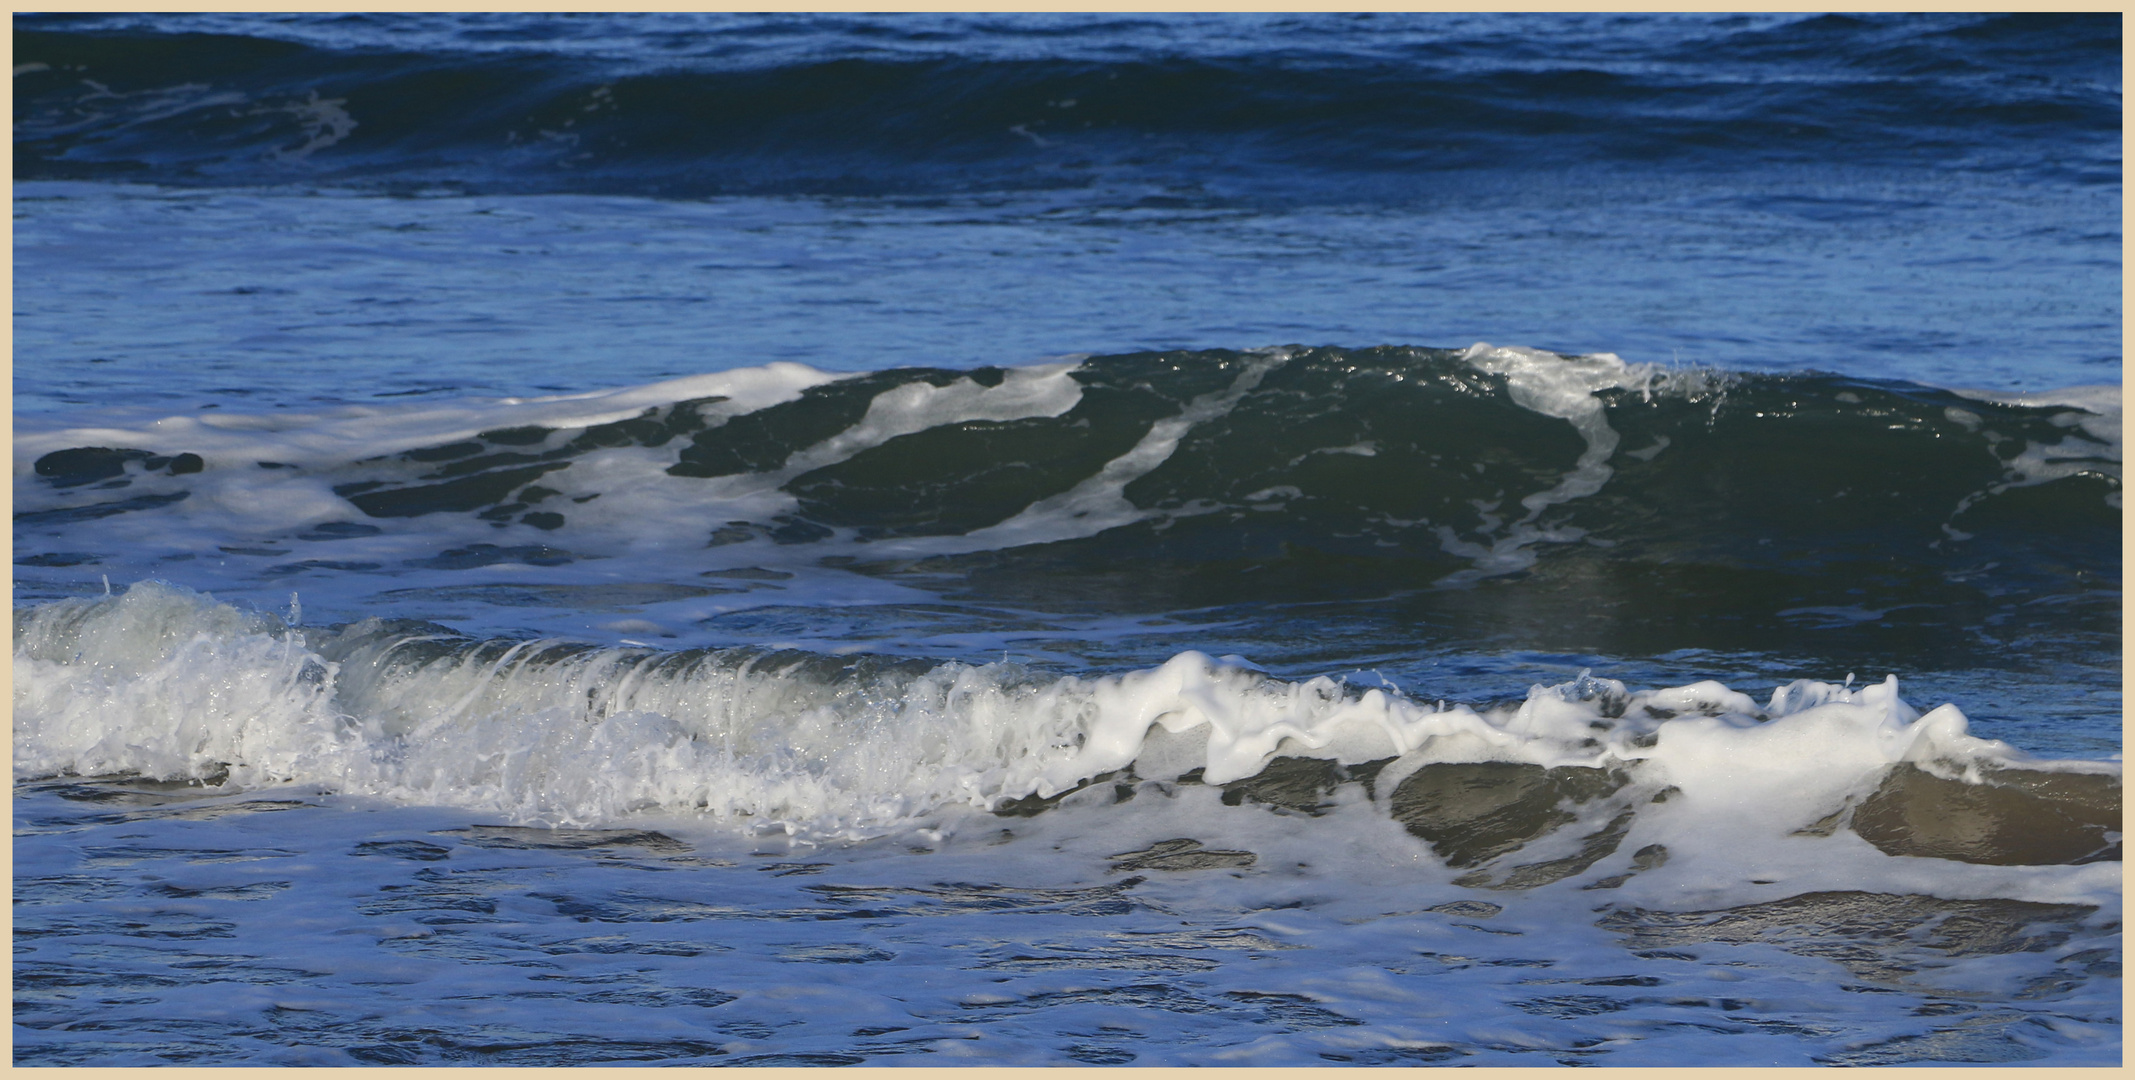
[13,768,2122,1067]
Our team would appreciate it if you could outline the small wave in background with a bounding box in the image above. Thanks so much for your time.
[15,12,2119,198]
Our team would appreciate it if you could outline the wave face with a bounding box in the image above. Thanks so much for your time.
[14,13,2120,199]
[14,347,2120,678]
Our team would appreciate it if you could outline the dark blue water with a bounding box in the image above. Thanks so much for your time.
[16,12,2121,194]
[14,11,2123,401]
[12,12,2123,1068]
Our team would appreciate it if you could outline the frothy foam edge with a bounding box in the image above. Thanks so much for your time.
[15,581,2110,849]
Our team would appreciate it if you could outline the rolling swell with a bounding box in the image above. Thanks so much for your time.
[21,345,2114,670]
[851,349,2118,667]
[14,13,2119,198]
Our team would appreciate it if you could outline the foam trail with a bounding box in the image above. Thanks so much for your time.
[13,360,841,468]
[1436,343,1660,582]
[926,348,1292,552]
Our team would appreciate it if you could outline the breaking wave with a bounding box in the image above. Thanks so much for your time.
[14,581,2119,882]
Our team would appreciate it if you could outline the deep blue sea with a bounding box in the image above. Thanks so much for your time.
[13,12,2123,1066]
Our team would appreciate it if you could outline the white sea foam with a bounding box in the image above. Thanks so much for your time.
[1434,343,1679,582]
[1939,383,2122,520]
[12,360,1102,639]
[656,361,1086,536]
[12,359,848,570]
[14,360,839,474]
[14,580,2108,880]
[1949,383,2121,450]
[889,349,1291,554]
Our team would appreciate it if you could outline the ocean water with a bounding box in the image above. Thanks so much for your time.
[11,12,2122,1067]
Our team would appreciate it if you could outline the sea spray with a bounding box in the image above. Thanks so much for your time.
[17,581,2115,865]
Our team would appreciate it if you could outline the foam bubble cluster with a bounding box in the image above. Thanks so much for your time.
[16,581,2111,872]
